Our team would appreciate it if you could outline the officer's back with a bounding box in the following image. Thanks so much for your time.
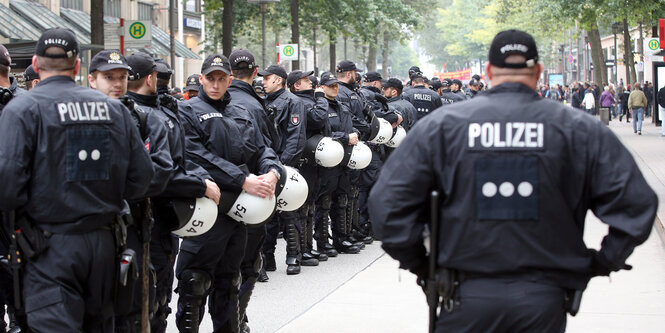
[403,72,443,120]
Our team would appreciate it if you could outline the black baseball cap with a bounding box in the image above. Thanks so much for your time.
[319,72,339,86]
[363,71,382,82]
[408,66,421,75]
[185,74,200,91]
[229,49,257,70]
[382,78,403,90]
[89,50,130,73]
[452,79,463,86]
[488,29,539,68]
[23,65,38,81]
[258,64,287,80]
[472,74,481,81]
[201,54,231,75]
[309,75,319,87]
[35,28,80,59]
[336,60,362,73]
[287,70,314,87]
[410,71,424,81]
[441,78,452,87]
[126,52,157,81]
[0,44,9,66]
[429,80,442,90]
[154,58,173,75]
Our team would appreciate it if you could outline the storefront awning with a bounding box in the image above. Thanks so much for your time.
[11,0,91,44]
[0,2,41,41]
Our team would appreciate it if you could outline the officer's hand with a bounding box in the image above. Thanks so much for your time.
[393,114,403,128]
[242,175,273,199]
[204,179,221,205]
[349,132,359,145]
[315,87,324,94]
[256,172,278,198]
[409,264,429,294]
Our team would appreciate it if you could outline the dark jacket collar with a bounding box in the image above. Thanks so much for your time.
[363,86,381,94]
[387,95,402,103]
[293,89,314,101]
[265,88,286,102]
[198,85,231,111]
[230,79,265,106]
[36,75,75,86]
[127,91,159,107]
[485,82,539,99]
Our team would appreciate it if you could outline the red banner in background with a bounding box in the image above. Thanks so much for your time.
[434,68,471,81]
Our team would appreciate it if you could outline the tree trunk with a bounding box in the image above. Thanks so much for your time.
[622,18,635,85]
[90,0,104,58]
[381,31,389,77]
[222,0,234,57]
[587,25,606,85]
[329,32,336,72]
[343,36,348,60]
[366,32,378,71]
[290,0,299,70]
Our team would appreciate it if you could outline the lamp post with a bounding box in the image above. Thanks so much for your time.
[247,0,280,68]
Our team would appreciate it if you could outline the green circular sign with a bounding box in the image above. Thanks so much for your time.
[648,39,660,51]
[129,22,146,39]
[283,46,295,56]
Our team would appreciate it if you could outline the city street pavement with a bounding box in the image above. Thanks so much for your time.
[167,114,665,333]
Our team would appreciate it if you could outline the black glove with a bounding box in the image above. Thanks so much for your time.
[409,263,429,294]
[589,249,632,277]
[159,94,179,114]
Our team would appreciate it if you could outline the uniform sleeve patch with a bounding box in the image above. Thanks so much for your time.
[475,157,538,220]
[290,114,300,125]
[66,127,110,182]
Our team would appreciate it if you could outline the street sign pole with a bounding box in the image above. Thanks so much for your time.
[120,18,124,55]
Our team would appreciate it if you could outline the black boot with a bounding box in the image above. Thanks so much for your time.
[285,222,301,275]
[332,194,360,254]
[176,269,211,333]
[299,224,320,266]
[315,196,339,257]
[263,252,276,271]
[303,203,327,262]
[345,192,365,250]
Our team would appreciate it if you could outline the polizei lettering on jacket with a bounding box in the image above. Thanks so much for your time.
[413,93,432,101]
[58,101,111,124]
[468,122,544,150]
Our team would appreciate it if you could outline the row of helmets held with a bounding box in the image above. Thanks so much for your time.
[171,165,308,237]
[303,115,407,171]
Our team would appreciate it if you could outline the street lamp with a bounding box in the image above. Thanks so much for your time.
[612,22,620,85]
[247,0,280,68]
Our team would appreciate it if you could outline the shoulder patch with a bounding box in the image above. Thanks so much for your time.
[290,114,300,125]
[199,112,223,122]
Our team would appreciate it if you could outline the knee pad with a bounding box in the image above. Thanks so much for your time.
[179,269,211,298]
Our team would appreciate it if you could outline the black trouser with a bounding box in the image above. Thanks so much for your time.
[23,229,116,333]
[149,220,179,333]
[175,218,247,333]
[436,277,566,333]
[358,148,383,230]
[261,217,280,256]
[238,225,266,327]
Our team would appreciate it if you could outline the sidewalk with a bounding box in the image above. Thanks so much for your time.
[276,116,665,333]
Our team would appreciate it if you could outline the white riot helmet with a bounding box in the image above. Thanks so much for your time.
[341,141,372,169]
[304,134,344,167]
[276,166,309,211]
[221,188,276,226]
[386,126,406,148]
[368,117,393,144]
[171,197,218,237]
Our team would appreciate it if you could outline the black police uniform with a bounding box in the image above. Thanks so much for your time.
[387,95,417,131]
[336,81,371,248]
[403,85,443,120]
[369,82,657,333]
[292,89,336,257]
[127,90,212,333]
[440,88,465,104]
[265,88,309,271]
[227,78,280,329]
[0,75,154,332]
[176,88,281,332]
[314,96,362,254]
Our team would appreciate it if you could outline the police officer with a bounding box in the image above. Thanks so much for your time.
[382,78,417,131]
[403,71,443,120]
[369,29,657,333]
[23,65,39,91]
[126,52,221,333]
[0,28,154,332]
[184,74,200,100]
[335,61,371,250]
[403,66,421,94]
[315,72,362,254]
[290,70,337,259]
[176,54,282,333]
[0,44,25,108]
[226,49,280,332]
[154,58,173,97]
[466,77,481,98]
[357,71,402,242]
[451,79,467,100]
[440,78,465,104]
[262,65,311,275]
